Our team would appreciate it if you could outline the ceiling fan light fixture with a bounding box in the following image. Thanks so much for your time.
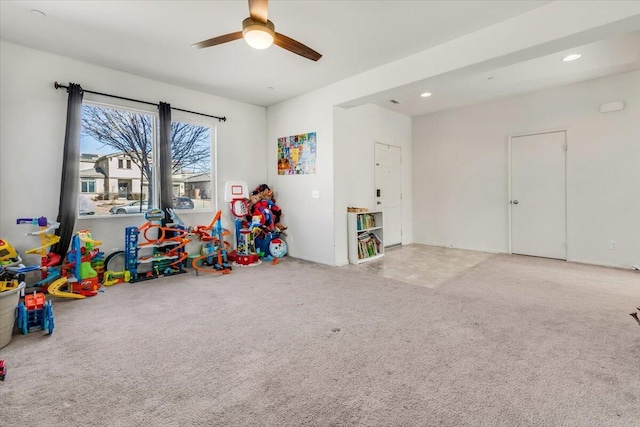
[242,18,275,50]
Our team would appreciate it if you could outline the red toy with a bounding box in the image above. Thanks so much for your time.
[0,360,6,381]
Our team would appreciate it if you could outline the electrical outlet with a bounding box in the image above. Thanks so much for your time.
[609,241,618,250]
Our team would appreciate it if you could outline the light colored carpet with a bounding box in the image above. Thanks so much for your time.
[0,252,639,427]
[343,244,495,288]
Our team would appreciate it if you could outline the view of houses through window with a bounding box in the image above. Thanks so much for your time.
[78,103,213,216]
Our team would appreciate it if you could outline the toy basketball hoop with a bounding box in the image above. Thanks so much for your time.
[230,199,249,218]
[224,181,248,202]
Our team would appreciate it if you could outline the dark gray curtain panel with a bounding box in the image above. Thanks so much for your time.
[158,102,173,226]
[51,83,83,260]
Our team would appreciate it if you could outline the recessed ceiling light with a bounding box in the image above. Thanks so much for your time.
[420,92,432,98]
[30,9,46,17]
[562,54,581,62]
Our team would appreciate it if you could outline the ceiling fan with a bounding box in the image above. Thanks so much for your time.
[192,0,322,62]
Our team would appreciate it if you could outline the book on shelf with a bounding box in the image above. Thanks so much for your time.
[357,231,381,259]
[356,213,376,230]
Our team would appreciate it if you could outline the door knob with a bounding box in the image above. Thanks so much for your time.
[512,200,519,205]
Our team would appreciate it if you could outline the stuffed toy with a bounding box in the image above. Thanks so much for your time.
[247,184,287,232]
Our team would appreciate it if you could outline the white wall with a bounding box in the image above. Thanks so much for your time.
[413,70,640,268]
[267,100,413,267]
[266,1,637,266]
[267,91,336,265]
[334,104,412,266]
[0,41,267,262]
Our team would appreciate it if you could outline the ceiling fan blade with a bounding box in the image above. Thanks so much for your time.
[274,33,322,61]
[248,0,268,24]
[192,31,244,49]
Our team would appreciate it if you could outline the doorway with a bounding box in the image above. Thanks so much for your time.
[375,142,402,247]
[510,131,566,260]
[118,180,131,199]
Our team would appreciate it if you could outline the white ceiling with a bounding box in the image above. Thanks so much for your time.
[374,30,640,116]
[0,0,551,107]
[2,1,638,116]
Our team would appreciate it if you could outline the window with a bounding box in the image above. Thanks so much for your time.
[79,102,215,218]
[170,120,213,211]
[81,180,95,193]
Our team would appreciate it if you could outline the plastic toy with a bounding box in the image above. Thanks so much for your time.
[191,210,232,274]
[246,184,288,262]
[109,209,191,283]
[224,181,261,267]
[102,270,131,286]
[0,239,21,267]
[17,217,61,268]
[0,360,5,381]
[5,218,62,294]
[269,238,288,258]
[0,279,20,292]
[50,230,105,298]
[34,229,105,299]
[16,291,54,335]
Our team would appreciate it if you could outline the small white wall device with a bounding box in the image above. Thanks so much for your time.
[599,101,624,113]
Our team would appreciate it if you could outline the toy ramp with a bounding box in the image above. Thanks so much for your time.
[48,278,85,299]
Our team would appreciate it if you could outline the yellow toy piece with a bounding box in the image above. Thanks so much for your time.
[22,220,61,257]
[77,230,102,247]
[0,280,19,292]
[47,277,85,299]
[24,234,60,256]
[103,270,130,286]
[0,239,19,263]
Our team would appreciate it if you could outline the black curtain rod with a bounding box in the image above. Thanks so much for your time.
[54,82,226,122]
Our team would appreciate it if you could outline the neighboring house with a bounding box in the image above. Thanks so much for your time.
[172,174,186,199]
[80,152,200,200]
[79,167,106,195]
[80,152,146,199]
[184,173,211,200]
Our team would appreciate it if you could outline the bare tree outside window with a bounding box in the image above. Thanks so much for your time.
[80,104,212,216]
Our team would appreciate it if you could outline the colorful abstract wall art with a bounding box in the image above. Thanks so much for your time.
[277,131,317,175]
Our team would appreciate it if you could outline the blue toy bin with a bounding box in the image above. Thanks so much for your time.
[0,281,25,349]
[255,232,278,257]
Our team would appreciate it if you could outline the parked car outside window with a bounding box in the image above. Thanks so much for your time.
[173,196,194,210]
[109,197,194,214]
[109,201,150,215]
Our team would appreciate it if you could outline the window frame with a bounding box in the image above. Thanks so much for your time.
[77,100,217,219]
[169,111,217,215]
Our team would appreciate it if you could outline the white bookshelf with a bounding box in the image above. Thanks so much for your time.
[347,210,384,264]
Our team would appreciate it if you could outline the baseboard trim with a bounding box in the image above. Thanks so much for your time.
[567,258,640,271]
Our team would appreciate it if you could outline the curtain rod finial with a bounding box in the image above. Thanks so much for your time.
[54,81,60,89]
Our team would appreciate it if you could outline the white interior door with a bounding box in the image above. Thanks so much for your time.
[375,142,402,246]
[511,131,566,260]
